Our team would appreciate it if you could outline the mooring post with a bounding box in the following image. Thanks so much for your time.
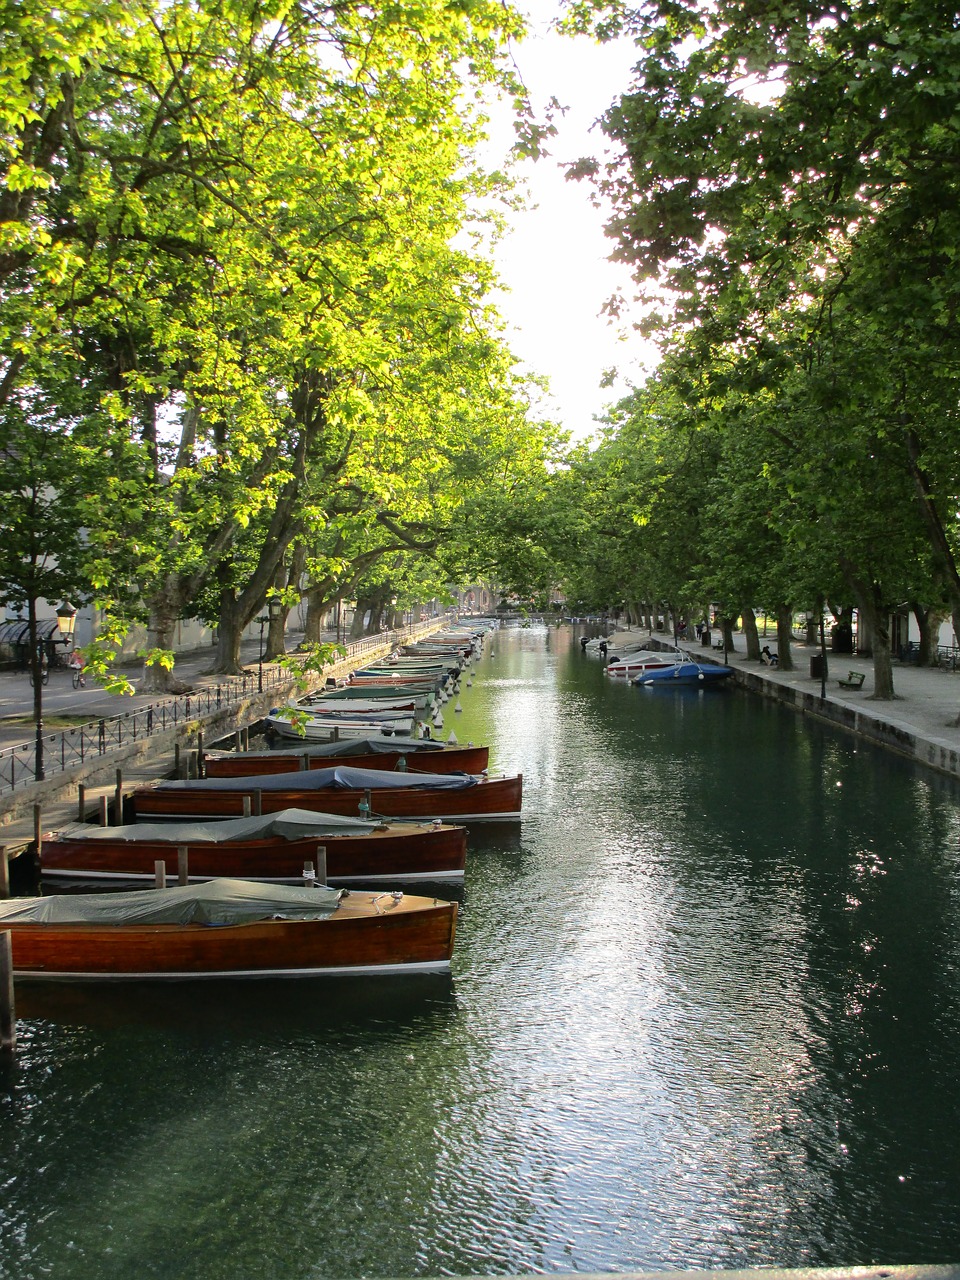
[0,932,14,1056]
[78,784,86,821]
[242,727,249,751]
[234,729,242,752]
[0,849,8,900]
[316,844,327,885]
[242,796,251,818]
[98,795,108,827]
[114,770,123,825]
[197,731,204,777]
[174,743,181,777]
[154,859,166,889]
[252,789,262,817]
[33,805,42,854]
[302,860,315,886]
[177,846,189,886]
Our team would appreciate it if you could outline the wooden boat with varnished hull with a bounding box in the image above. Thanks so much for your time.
[0,879,457,980]
[132,765,523,822]
[41,809,467,884]
[202,742,490,778]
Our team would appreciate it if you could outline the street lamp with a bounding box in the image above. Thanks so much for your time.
[56,601,77,642]
[34,603,77,782]
[257,599,283,692]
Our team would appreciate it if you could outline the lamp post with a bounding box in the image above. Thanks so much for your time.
[257,599,283,693]
[34,602,77,781]
[256,613,269,693]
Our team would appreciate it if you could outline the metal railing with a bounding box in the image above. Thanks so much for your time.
[0,620,452,796]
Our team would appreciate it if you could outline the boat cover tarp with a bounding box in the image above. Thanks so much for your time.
[0,877,344,925]
[156,765,478,793]
[215,738,447,760]
[54,808,381,844]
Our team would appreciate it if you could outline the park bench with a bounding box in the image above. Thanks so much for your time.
[838,671,865,690]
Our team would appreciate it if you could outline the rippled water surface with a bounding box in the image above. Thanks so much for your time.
[4,624,960,1279]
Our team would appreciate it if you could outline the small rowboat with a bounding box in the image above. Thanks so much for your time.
[0,878,458,980]
[132,765,523,822]
[41,808,467,884]
[203,739,490,777]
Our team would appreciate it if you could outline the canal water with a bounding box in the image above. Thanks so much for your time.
[3,624,960,1279]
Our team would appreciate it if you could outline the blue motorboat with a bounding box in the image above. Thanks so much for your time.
[633,660,733,687]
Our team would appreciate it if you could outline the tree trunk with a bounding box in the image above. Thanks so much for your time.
[912,603,945,667]
[349,604,366,639]
[776,605,794,672]
[858,583,896,699]
[214,595,246,675]
[741,606,760,660]
[141,586,191,693]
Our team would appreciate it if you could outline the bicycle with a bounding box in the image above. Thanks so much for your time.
[29,663,50,688]
[71,666,86,689]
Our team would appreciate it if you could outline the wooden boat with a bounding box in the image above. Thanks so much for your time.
[0,878,457,979]
[633,660,734,687]
[300,695,421,714]
[311,686,435,707]
[203,739,490,777]
[41,808,467,884]
[132,765,523,822]
[264,713,416,742]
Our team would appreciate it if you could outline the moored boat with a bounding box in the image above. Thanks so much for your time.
[132,765,523,822]
[0,878,458,979]
[633,660,734,687]
[203,739,490,777]
[41,808,468,884]
[264,713,416,742]
[605,649,685,678]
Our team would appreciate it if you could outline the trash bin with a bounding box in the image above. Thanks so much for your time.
[810,653,826,679]
[701,630,712,647]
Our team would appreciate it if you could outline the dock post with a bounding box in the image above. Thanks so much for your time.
[302,860,315,886]
[177,846,189,886]
[197,731,204,777]
[33,805,41,854]
[174,743,181,777]
[98,795,108,827]
[316,844,327,885]
[0,849,8,900]
[252,789,262,817]
[114,770,123,825]
[234,730,242,752]
[78,784,86,821]
[243,727,249,751]
[154,859,166,889]
[0,933,14,1056]
[242,796,251,818]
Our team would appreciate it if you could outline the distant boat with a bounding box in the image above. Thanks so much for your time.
[633,661,734,687]
[41,808,468,884]
[0,878,458,980]
[264,713,415,742]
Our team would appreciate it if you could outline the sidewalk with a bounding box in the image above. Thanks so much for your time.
[0,630,320,753]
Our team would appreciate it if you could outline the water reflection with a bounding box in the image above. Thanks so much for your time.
[3,624,960,1276]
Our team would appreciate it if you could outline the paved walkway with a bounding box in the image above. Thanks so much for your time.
[0,630,321,753]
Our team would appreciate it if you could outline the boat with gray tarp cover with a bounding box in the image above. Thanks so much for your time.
[0,877,459,979]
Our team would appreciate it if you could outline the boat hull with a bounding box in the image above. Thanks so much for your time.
[3,896,458,980]
[133,775,523,822]
[41,821,467,885]
[203,744,490,777]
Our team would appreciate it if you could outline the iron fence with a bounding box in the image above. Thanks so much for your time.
[0,621,451,797]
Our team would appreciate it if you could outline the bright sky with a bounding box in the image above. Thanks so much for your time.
[482,3,659,441]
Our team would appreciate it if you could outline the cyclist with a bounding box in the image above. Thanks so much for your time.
[68,648,86,688]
